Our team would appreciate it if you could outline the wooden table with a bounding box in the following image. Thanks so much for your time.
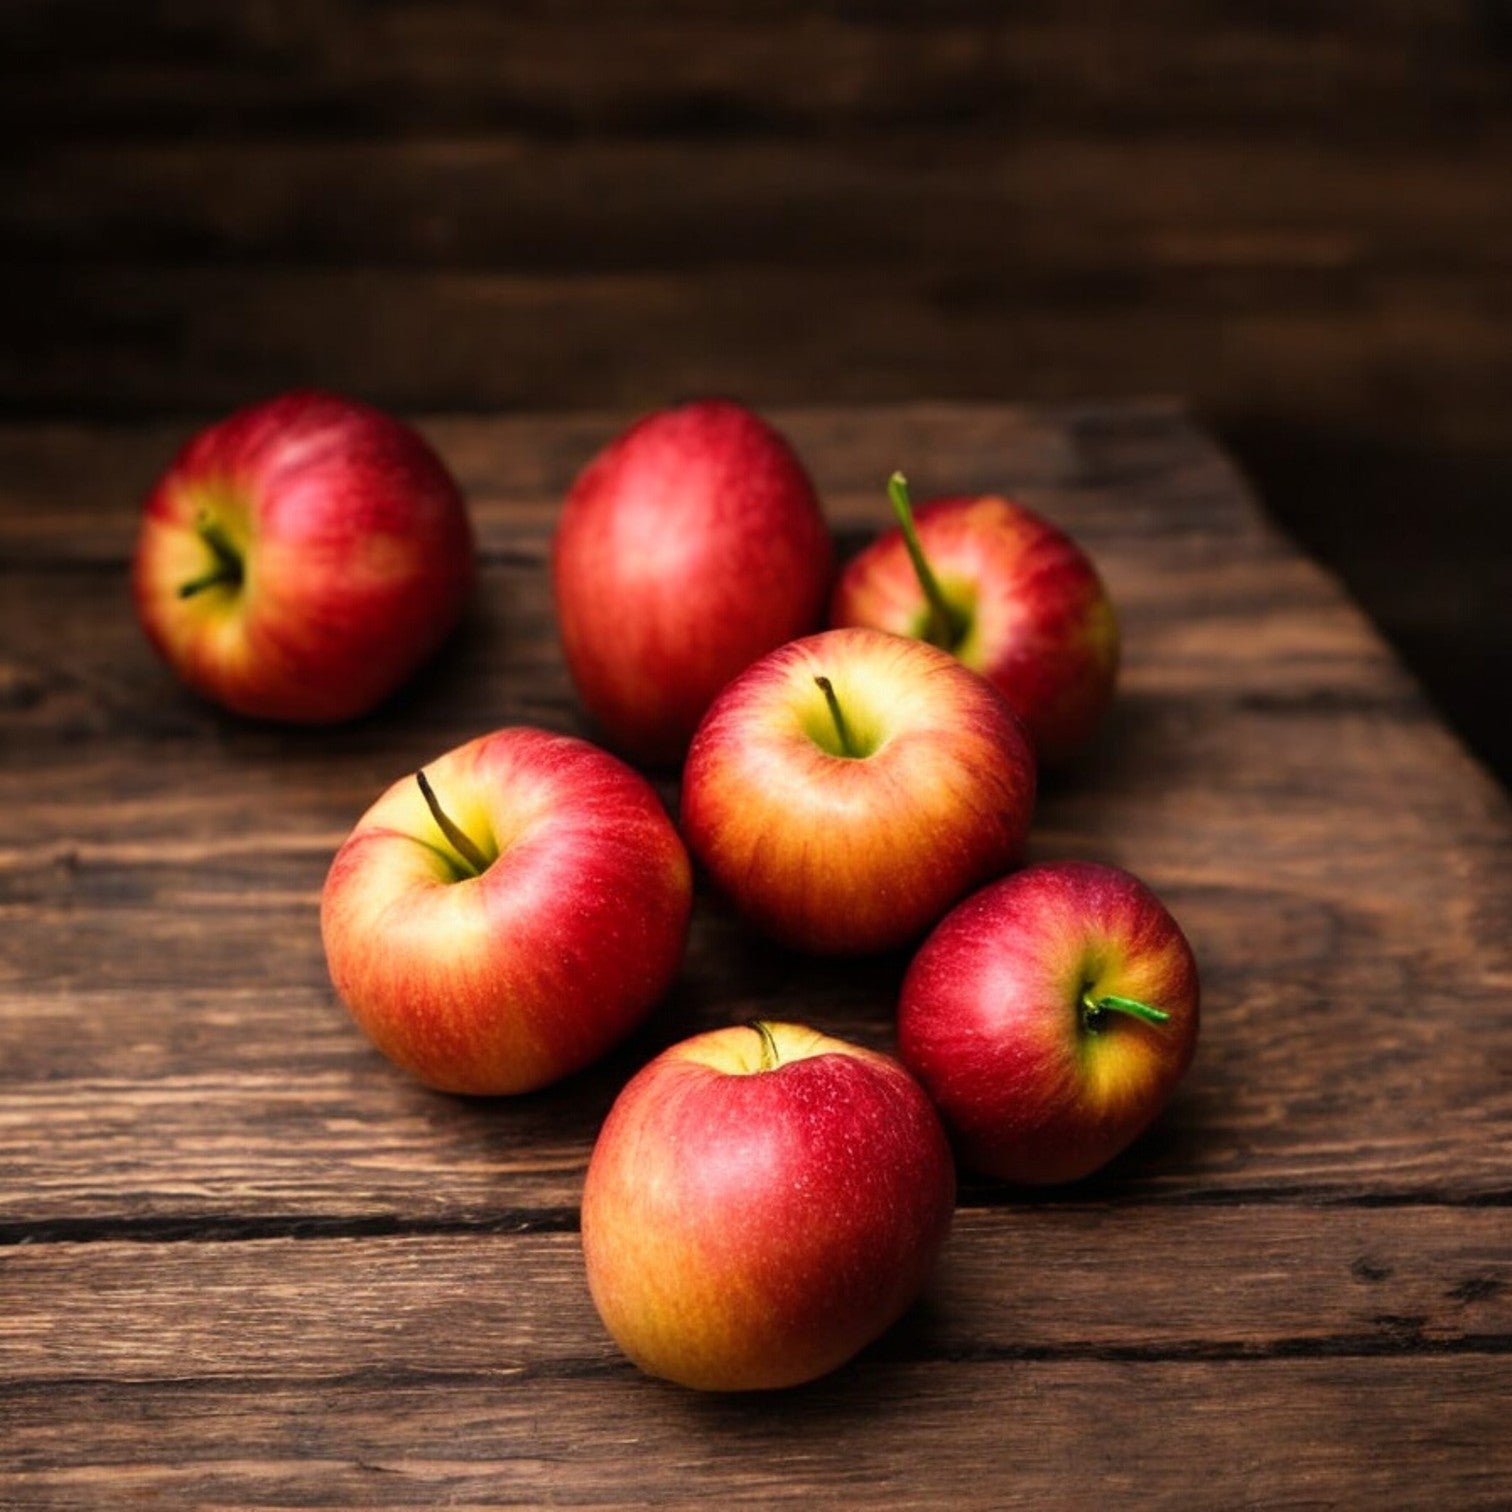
[2,403,1508,1508]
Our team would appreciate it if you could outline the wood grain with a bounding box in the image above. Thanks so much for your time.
[5,1,1506,140]
[5,3,1508,457]
[2,403,1508,1505]
[3,1362,1507,1510]
[6,0,1510,791]
[2,407,1507,1233]
[3,1210,1508,1381]
[3,264,1507,454]
[12,135,1509,278]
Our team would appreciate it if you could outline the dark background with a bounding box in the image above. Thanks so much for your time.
[6,1,1509,782]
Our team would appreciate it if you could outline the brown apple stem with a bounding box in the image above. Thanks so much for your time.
[746,1019,780,1071]
[813,675,859,758]
[416,770,490,877]
[888,471,966,650]
[177,517,244,599]
[1082,992,1171,1029]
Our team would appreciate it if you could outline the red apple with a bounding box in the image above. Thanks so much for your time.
[830,474,1119,764]
[320,727,692,1095]
[582,1020,956,1391]
[898,861,1199,1184]
[681,627,1035,955]
[552,399,834,765]
[133,390,475,723]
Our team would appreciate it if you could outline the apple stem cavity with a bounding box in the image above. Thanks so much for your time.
[1081,991,1171,1032]
[813,675,861,758]
[746,1019,781,1072]
[177,515,244,600]
[416,769,490,878]
[888,471,968,651]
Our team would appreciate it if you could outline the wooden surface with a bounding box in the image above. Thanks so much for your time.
[2,402,1510,1507]
[7,3,1506,446]
[6,0,1512,780]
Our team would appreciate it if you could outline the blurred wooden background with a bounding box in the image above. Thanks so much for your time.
[5,0,1509,780]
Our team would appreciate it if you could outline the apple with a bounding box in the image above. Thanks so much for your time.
[897,861,1199,1184]
[680,626,1036,955]
[830,473,1119,764]
[552,398,834,765]
[320,727,692,1095]
[582,1020,956,1391]
[133,389,475,723]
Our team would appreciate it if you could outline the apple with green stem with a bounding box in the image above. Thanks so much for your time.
[320,727,692,1095]
[830,473,1119,765]
[897,861,1200,1184]
[133,390,475,723]
[552,398,834,766]
[581,1019,956,1391]
[680,626,1036,955]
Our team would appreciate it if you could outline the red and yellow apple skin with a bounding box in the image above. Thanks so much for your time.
[680,627,1036,955]
[133,390,475,723]
[898,861,1199,1184]
[320,728,692,1096]
[552,399,834,766]
[830,494,1118,765]
[582,1021,956,1391]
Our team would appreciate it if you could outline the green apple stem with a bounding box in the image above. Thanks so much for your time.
[813,675,859,758]
[177,516,244,599]
[1081,991,1171,1030]
[746,1019,780,1071]
[416,770,490,878]
[888,470,967,651]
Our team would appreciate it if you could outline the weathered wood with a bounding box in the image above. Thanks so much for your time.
[0,401,1251,562]
[5,1,1506,140]
[0,543,1419,754]
[2,403,1508,1504]
[2,1361,1507,1510]
[1,407,1507,1235]
[2,966,1507,1224]
[2,1209,1507,1381]
[2,266,1506,452]
[6,0,1510,789]
[11,136,1510,278]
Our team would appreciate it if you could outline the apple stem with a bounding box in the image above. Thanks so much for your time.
[888,471,966,651]
[813,675,859,758]
[416,770,490,877]
[746,1019,780,1071]
[177,515,244,599]
[1081,991,1171,1030]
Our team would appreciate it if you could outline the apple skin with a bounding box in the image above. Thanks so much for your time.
[898,861,1199,1184]
[582,1021,956,1391]
[133,389,475,723]
[680,627,1036,955]
[552,399,834,765]
[830,494,1118,764]
[320,727,692,1095]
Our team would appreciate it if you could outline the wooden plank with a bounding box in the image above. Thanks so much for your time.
[2,1209,1507,1381]
[5,1,1505,141]
[1,1360,1506,1509]
[0,401,1249,562]
[1,970,1506,1223]
[9,135,1509,276]
[6,403,1402,736]
[2,266,1505,451]
[1,683,1500,951]
[0,540,1416,754]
